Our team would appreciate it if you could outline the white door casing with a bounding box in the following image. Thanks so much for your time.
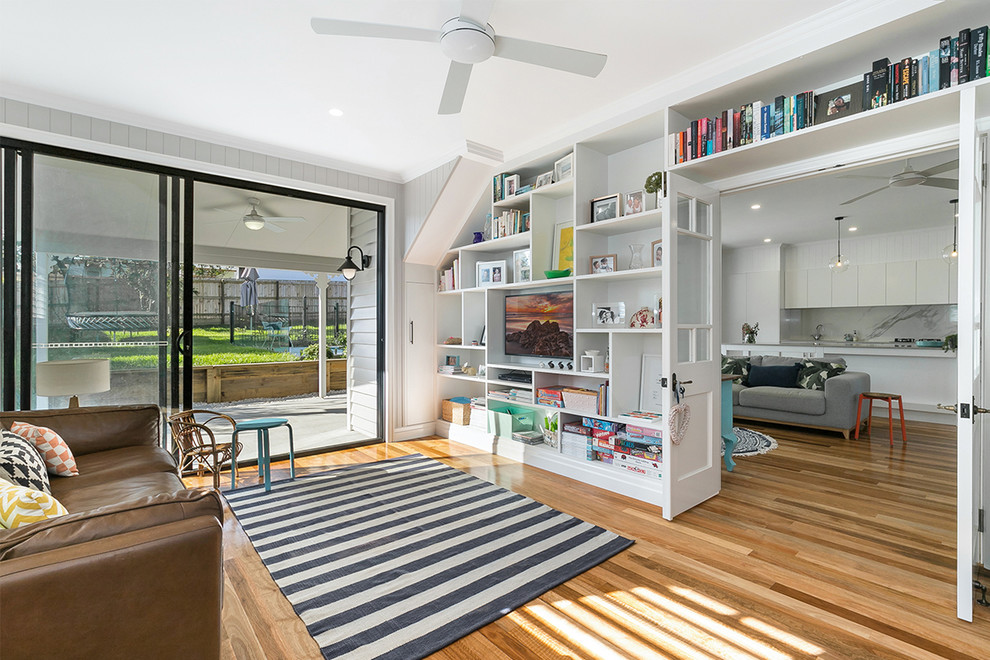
[662,174,722,521]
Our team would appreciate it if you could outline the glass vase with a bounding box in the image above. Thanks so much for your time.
[628,243,645,269]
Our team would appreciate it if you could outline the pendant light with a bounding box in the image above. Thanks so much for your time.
[826,216,850,273]
[941,198,959,264]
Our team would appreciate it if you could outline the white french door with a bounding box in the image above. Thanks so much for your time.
[662,173,722,520]
[956,87,987,622]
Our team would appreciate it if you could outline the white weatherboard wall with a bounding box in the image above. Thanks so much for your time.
[348,209,380,439]
[722,244,781,345]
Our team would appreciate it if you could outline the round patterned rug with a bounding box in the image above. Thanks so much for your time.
[722,427,778,457]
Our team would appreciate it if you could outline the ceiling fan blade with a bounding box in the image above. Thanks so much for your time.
[310,18,439,42]
[840,186,888,205]
[920,177,958,190]
[210,206,242,215]
[460,0,494,26]
[836,174,890,180]
[263,223,286,234]
[494,36,606,77]
[263,217,306,223]
[919,159,958,177]
[438,61,473,115]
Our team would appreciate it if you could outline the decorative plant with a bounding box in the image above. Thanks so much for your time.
[542,415,558,433]
[742,321,759,344]
[943,333,958,353]
[644,171,665,196]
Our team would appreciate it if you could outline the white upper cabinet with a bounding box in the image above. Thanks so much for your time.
[784,270,807,308]
[831,266,858,307]
[885,261,917,305]
[916,258,951,305]
[806,268,832,308]
[856,263,886,307]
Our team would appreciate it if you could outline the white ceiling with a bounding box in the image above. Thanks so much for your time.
[0,0,853,181]
[722,149,959,247]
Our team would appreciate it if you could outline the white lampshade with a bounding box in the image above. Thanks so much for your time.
[36,359,111,406]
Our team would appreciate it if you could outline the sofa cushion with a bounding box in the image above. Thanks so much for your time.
[798,359,847,391]
[9,421,79,477]
[51,470,186,514]
[731,383,743,406]
[721,356,750,384]
[71,446,177,483]
[0,488,221,559]
[0,479,68,529]
[738,386,827,415]
[0,432,51,495]
[746,363,802,388]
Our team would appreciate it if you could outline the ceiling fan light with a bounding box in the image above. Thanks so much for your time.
[440,18,495,64]
[243,214,265,231]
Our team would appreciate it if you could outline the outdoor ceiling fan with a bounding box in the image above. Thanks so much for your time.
[208,197,306,233]
[839,158,958,206]
[310,0,607,115]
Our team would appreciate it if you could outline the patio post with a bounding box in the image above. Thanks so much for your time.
[315,272,328,398]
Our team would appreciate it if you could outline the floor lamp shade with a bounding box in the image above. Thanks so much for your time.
[36,359,111,407]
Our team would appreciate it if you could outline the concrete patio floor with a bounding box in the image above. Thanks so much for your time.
[193,393,372,465]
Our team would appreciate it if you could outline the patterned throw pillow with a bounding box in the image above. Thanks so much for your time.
[0,477,68,528]
[797,359,847,391]
[720,356,750,384]
[10,421,79,477]
[0,431,52,494]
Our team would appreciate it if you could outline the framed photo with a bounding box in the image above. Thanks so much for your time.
[553,153,573,182]
[623,190,645,216]
[476,259,506,288]
[639,354,663,413]
[445,355,461,367]
[480,325,487,346]
[813,82,863,125]
[535,171,553,188]
[504,174,520,196]
[589,254,617,274]
[650,239,663,267]
[593,302,625,325]
[591,194,620,223]
[551,221,574,271]
[513,248,532,283]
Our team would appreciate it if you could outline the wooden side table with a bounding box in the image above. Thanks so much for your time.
[854,392,907,446]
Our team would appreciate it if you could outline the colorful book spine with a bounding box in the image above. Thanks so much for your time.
[921,55,929,94]
[929,49,939,91]
[939,37,952,89]
[974,26,988,80]
[959,28,971,85]
[951,37,959,86]
[751,101,763,143]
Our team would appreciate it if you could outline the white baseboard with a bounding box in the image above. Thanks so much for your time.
[390,421,437,442]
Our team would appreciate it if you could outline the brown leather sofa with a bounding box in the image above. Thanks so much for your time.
[0,405,223,660]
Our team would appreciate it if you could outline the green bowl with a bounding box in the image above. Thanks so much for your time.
[544,269,571,279]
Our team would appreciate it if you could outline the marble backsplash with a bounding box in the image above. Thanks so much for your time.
[786,305,957,343]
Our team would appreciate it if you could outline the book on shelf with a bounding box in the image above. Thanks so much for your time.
[939,37,952,89]
[511,430,544,445]
[438,365,463,375]
[488,388,530,402]
[616,410,663,424]
[973,26,988,80]
[959,28,971,85]
[492,209,525,239]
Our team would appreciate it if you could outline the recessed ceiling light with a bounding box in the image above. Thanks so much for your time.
[328,108,344,117]
[751,204,761,210]
[763,238,772,243]
[848,226,858,231]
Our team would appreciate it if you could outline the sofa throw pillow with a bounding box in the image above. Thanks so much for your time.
[746,363,802,388]
[0,431,52,494]
[798,359,847,391]
[720,356,750,384]
[10,421,79,477]
[0,477,68,529]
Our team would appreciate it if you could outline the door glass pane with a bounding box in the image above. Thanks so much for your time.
[695,200,711,236]
[677,233,711,325]
[677,194,692,230]
[31,155,167,409]
[696,327,710,361]
[678,328,692,362]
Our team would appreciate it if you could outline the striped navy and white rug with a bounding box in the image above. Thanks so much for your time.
[224,453,633,660]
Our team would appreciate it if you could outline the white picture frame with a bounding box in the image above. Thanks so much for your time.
[640,354,663,412]
[591,194,621,223]
[513,248,532,282]
[623,190,646,216]
[553,153,573,182]
[476,259,506,288]
[535,171,553,188]
[551,221,574,272]
[593,302,625,325]
[504,174,520,196]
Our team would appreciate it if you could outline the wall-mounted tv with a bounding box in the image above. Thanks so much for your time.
[504,291,573,358]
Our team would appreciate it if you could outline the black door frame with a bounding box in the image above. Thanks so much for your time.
[0,138,387,441]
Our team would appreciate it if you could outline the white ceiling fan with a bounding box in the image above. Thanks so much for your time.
[310,0,607,115]
[207,197,306,233]
[840,158,958,206]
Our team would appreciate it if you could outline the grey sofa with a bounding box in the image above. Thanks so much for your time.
[730,355,871,439]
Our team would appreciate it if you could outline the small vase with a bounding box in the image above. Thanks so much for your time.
[472,231,484,243]
[628,243,645,269]
[745,333,756,344]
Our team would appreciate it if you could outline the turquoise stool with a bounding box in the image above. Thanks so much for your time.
[233,417,295,492]
[720,376,738,471]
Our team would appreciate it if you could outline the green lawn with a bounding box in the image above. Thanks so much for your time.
[49,327,315,369]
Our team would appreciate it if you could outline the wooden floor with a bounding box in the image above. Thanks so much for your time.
[185,419,990,659]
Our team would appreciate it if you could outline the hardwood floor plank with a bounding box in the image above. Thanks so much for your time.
[183,418,990,659]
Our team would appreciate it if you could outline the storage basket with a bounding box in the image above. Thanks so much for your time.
[442,399,471,425]
[562,388,599,414]
[487,404,535,439]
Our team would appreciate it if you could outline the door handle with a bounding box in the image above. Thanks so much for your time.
[409,321,414,344]
[937,403,957,413]
[175,330,191,355]
[974,399,990,416]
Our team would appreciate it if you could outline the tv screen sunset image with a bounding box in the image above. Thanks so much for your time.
[504,292,574,357]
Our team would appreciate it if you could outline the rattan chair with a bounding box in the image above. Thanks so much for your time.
[167,409,243,490]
